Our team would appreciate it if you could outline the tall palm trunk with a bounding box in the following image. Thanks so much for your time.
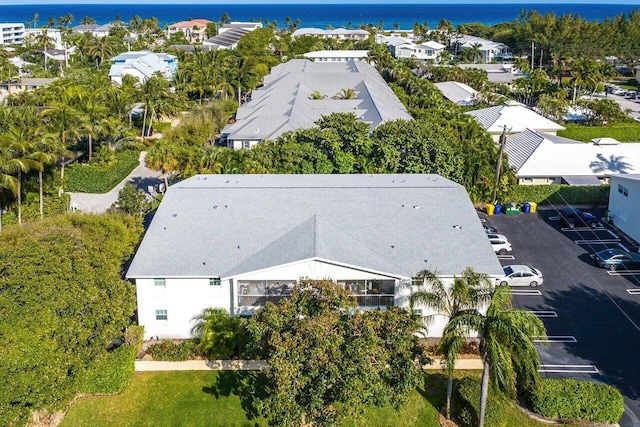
[17,171,22,225]
[141,106,148,138]
[446,374,453,419]
[39,169,44,219]
[88,134,93,161]
[479,358,490,427]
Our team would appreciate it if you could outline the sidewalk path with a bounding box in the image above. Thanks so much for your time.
[68,151,163,214]
[134,358,483,372]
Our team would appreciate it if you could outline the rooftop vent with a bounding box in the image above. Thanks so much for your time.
[452,225,462,229]
[413,205,420,209]
[172,213,178,218]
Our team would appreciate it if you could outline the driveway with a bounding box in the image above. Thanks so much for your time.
[481,206,640,426]
[68,151,163,214]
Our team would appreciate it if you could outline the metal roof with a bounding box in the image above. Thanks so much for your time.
[434,81,478,105]
[126,174,503,280]
[223,59,412,143]
[466,101,565,134]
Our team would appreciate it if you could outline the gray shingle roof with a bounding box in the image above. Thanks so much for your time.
[434,81,478,105]
[223,60,412,143]
[126,174,503,280]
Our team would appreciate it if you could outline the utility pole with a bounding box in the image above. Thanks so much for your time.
[491,125,511,204]
[539,48,544,69]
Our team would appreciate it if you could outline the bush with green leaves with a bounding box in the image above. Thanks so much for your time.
[452,377,508,427]
[78,345,137,395]
[501,184,609,206]
[0,214,143,426]
[108,183,152,217]
[191,308,247,359]
[124,325,145,352]
[65,149,140,193]
[147,339,200,361]
[527,378,624,423]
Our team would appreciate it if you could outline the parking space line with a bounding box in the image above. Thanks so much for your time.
[574,239,620,245]
[539,365,599,374]
[497,255,515,260]
[528,310,558,318]
[562,227,605,232]
[618,243,630,252]
[608,270,640,276]
[608,230,619,239]
[511,289,542,296]
[626,289,640,295]
[534,336,577,343]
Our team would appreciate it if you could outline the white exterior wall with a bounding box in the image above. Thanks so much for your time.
[137,277,231,340]
[135,259,485,339]
[608,177,640,245]
[517,176,560,185]
[0,23,25,45]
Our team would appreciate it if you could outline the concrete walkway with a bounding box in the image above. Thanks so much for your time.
[68,151,163,214]
[134,358,483,372]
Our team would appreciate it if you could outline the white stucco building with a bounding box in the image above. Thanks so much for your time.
[126,174,503,340]
[108,51,177,84]
[0,23,25,45]
[607,174,640,246]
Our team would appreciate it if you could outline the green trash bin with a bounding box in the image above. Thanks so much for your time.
[504,203,521,215]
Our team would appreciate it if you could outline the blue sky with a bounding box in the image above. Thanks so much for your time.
[4,0,640,4]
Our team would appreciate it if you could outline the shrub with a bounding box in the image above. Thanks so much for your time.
[124,325,145,352]
[452,377,508,427]
[147,340,200,361]
[78,345,137,395]
[65,149,140,193]
[501,184,609,206]
[191,308,247,360]
[527,378,624,423]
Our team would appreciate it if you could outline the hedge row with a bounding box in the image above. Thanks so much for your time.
[147,339,200,361]
[559,123,640,143]
[1,194,70,226]
[78,345,137,395]
[452,377,508,427]
[527,378,624,424]
[65,149,140,193]
[501,184,609,206]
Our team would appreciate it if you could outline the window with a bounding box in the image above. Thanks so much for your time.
[411,277,423,286]
[243,141,251,149]
[154,278,166,287]
[209,277,221,286]
[618,184,629,197]
[155,309,168,320]
[412,309,423,317]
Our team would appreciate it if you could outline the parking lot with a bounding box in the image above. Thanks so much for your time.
[481,207,640,426]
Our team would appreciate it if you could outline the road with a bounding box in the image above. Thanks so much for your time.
[68,151,163,214]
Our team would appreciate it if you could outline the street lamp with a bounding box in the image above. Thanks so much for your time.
[491,125,511,204]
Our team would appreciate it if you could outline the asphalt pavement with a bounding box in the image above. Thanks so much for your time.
[481,205,640,426]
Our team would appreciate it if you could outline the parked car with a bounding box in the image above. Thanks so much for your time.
[559,207,601,229]
[489,234,512,255]
[591,248,640,271]
[484,224,498,234]
[499,265,543,287]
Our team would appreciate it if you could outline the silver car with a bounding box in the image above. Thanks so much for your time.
[499,265,543,287]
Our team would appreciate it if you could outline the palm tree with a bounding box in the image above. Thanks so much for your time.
[310,90,327,100]
[443,285,547,427]
[470,42,483,64]
[409,268,493,419]
[146,140,180,192]
[0,133,39,226]
[333,88,356,99]
[86,35,119,67]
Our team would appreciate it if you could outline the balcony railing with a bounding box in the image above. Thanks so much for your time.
[238,293,394,308]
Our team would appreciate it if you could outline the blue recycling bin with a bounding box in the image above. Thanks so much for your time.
[494,203,502,215]
[522,202,531,214]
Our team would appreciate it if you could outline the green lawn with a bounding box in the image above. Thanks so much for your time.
[60,371,565,427]
[558,122,640,143]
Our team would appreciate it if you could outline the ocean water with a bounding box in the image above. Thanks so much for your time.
[1,3,639,29]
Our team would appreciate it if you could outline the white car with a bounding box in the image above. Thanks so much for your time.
[499,265,543,287]
[488,234,512,255]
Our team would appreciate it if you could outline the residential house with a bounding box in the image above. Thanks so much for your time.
[458,63,526,85]
[504,129,640,185]
[291,28,370,40]
[0,77,58,96]
[72,23,113,38]
[24,28,64,49]
[167,19,212,43]
[221,59,412,149]
[108,51,178,84]
[8,57,33,76]
[397,41,446,61]
[466,100,565,142]
[125,174,504,340]
[607,175,640,245]
[303,50,369,62]
[454,35,513,63]
[218,22,263,34]
[434,81,478,105]
[0,23,25,45]
[202,28,250,50]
